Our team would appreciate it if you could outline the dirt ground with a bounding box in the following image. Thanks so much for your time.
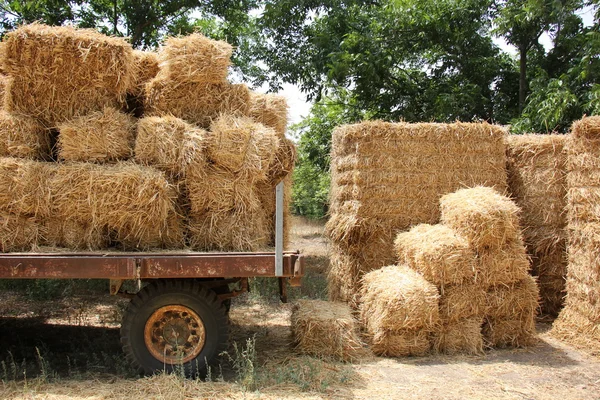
[0,216,599,399]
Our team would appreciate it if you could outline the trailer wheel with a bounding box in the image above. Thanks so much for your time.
[120,280,228,377]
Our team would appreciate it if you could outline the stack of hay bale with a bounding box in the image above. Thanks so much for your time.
[326,122,507,304]
[553,116,600,351]
[0,23,294,253]
[506,134,568,317]
[359,187,538,357]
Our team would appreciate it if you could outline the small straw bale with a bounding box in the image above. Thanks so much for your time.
[291,300,363,362]
[57,106,136,162]
[0,74,7,106]
[114,212,185,250]
[158,34,232,83]
[360,265,440,333]
[552,307,600,352]
[135,115,208,177]
[43,218,108,250]
[129,50,160,96]
[438,284,486,323]
[188,208,269,252]
[433,318,484,355]
[248,92,288,137]
[207,115,279,179]
[144,79,250,129]
[485,275,539,320]
[51,162,180,249]
[2,23,133,126]
[482,317,537,348]
[440,186,521,250]
[474,237,531,288]
[394,224,476,286]
[0,157,54,218]
[0,111,51,159]
[0,213,43,252]
[369,329,431,357]
[571,115,600,140]
[255,174,293,248]
[187,166,259,216]
[267,137,296,184]
[534,247,567,316]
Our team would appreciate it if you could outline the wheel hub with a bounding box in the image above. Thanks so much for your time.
[144,305,206,364]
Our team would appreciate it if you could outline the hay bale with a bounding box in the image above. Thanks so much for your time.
[369,329,431,357]
[2,23,133,126]
[0,74,7,108]
[0,213,43,252]
[440,186,521,250]
[482,318,537,348]
[207,115,279,179]
[158,34,232,83]
[255,174,293,248]
[186,166,259,216]
[360,265,440,333]
[474,237,531,287]
[0,111,51,159]
[0,157,54,218]
[438,284,486,323]
[129,50,160,96]
[144,78,250,128]
[394,224,476,286]
[571,115,600,140]
[267,137,296,184]
[188,208,269,252]
[114,212,185,250]
[291,300,363,362]
[43,218,108,250]
[248,92,288,137]
[135,115,208,177]
[433,318,484,355]
[51,162,182,250]
[57,106,136,162]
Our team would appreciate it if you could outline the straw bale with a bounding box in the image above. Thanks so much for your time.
[187,166,259,216]
[129,50,160,96]
[482,317,537,348]
[440,186,521,250]
[360,265,440,333]
[0,74,7,108]
[158,34,232,83]
[207,115,279,178]
[144,78,250,128]
[51,162,181,249]
[248,92,288,137]
[0,111,51,159]
[438,284,486,323]
[2,23,133,126]
[369,329,431,357]
[291,300,363,362]
[394,224,476,286]
[135,116,208,177]
[552,307,600,352]
[474,238,531,287]
[57,106,136,162]
[0,213,43,252]
[0,157,54,218]
[114,212,185,250]
[534,247,567,316]
[267,137,296,184]
[255,174,293,248]
[485,275,539,320]
[433,318,484,355]
[188,207,269,252]
[43,218,108,250]
[571,115,600,140]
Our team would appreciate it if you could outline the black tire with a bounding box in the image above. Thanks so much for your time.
[120,280,228,377]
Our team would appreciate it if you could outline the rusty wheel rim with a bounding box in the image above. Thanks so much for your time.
[144,305,206,364]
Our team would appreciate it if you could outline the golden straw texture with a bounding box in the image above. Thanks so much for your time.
[0,111,51,159]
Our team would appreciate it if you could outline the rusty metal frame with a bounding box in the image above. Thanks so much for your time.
[0,251,304,280]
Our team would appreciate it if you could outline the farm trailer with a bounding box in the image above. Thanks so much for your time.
[0,183,304,376]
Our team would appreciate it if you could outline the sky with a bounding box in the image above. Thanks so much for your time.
[255,5,597,128]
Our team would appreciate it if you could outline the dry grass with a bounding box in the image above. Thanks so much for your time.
[2,23,133,126]
[0,74,7,106]
[158,33,232,83]
[207,114,279,179]
[291,299,364,362]
[0,111,51,159]
[248,92,288,137]
[135,115,208,178]
[144,78,250,129]
[440,186,521,250]
[57,106,136,162]
[394,224,476,286]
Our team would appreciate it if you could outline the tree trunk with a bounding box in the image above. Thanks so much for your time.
[519,45,528,112]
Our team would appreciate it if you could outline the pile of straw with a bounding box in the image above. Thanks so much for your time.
[506,134,568,316]
[2,23,133,126]
[248,93,288,137]
[57,106,136,162]
[0,75,7,107]
[327,121,507,302]
[0,213,43,252]
[360,265,440,356]
[553,116,600,351]
[0,111,51,159]
[0,157,54,218]
[135,116,208,178]
[291,300,363,362]
[129,50,160,97]
[158,34,232,83]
